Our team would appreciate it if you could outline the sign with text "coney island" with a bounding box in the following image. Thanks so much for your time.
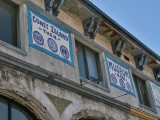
[27,7,74,66]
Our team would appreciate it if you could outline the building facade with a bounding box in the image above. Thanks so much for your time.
[0,0,160,120]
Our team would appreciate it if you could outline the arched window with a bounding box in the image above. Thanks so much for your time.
[0,96,36,120]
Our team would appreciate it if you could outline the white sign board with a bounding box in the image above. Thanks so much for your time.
[106,55,135,96]
[27,7,74,66]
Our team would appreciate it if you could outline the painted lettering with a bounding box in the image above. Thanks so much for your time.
[50,25,68,41]
[33,15,48,29]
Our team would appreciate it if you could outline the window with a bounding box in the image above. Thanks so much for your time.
[133,75,151,108]
[0,96,35,120]
[0,0,17,46]
[76,42,102,84]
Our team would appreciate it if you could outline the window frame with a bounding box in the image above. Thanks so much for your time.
[0,0,19,47]
[75,41,104,85]
[133,75,156,112]
[0,0,27,55]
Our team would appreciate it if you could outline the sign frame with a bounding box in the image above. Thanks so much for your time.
[27,7,74,66]
[105,54,136,96]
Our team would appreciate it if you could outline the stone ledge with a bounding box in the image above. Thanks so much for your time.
[129,107,159,120]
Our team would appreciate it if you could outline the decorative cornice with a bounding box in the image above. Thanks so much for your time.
[129,107,159,120]
[81,0,160,62]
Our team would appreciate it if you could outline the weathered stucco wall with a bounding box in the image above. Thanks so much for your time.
[30,0,45,9]
[0,66,146,120]
[58,11,84,34]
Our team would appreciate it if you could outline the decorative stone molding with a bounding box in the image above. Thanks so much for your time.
[112,39,126,57]
[0,81,53,120]
[71,110,114,120]
[44,0,64,16]
[135,53,148,71]
[45,93,72,116]
[83,17,101,39]
[129,107,159,120]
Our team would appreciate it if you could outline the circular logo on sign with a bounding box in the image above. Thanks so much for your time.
[33,31,44,45]
[111,74,117,84]
[119,79,125,88]
[60,45,69,59]
[120,76,125,81]
[48,38,58,52]
[126,82,131,91]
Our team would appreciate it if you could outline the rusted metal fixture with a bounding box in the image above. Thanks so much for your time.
[83,17,101,39]
[135,53,148,71]
[112,39,126,57]
[44,0,64,16]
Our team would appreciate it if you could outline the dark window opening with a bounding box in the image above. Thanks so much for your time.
[76,41,102,84]
[0,1,18,46]
[124,55,130,62]
[133,75,151,108]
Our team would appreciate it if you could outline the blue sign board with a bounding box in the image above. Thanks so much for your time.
[27,7,74,66]
[106,55,135,96]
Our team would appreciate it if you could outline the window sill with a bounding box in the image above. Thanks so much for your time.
[139,103,157,113]
[80,77,110,92]
[0,40,27,56]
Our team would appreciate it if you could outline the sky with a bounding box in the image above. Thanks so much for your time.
[89,0,160,56]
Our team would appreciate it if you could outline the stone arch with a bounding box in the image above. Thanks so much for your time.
[0,82,54,120]
[71,110,114,120]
